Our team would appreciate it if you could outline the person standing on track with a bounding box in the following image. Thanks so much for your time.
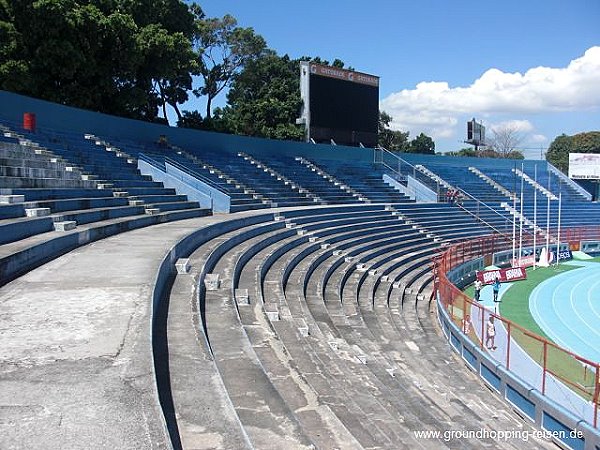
[474,277,483,302]
[486,316,497,350]
[462,314,472,335]
[493,277,501,303]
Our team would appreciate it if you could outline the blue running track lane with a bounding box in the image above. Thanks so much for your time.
[469,279,596,425]
[529,261,600,364]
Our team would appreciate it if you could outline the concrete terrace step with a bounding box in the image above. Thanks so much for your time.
[0,176,97,189]
[116,187,176,196]
[144,201,199,212]
[0,207,210,287]
[0,187,114,201]
[127,194,188,203]
[0,203,25,220]
[0,215,55,245]
[24,196,130,213]
[54,205,147,225]
[0,156,80,171]
[229,203,270,213]
[203,256,315,448]
[160,205,553,448]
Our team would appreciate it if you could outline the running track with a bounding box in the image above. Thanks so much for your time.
[470,279,596,425]
[529,261,600,364]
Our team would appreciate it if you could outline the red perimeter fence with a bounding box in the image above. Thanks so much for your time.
[432,227,600,429]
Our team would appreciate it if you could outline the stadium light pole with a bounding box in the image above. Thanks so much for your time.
[518,163,524,263]
[556,187,562,268]
[512,163,517,263]
[545,174,551,259]
[533,165,537,270]
[512,193,517,264]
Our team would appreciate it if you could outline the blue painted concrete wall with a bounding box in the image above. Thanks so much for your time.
[0,90,373,162]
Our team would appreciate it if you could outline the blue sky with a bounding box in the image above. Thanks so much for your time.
[184,0,600,157]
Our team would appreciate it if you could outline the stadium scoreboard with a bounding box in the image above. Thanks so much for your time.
[466,118,485,147]
[298,62,379,147]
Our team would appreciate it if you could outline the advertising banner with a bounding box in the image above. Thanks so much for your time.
[568,153,600,180]
[309,63,379,87]
[511,255,536,268]
[476,267,527,284]
[556,249,573,261]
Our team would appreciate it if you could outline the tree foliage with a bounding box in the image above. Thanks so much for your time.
[378,111,409,151]
[210,52,304,139]
[0,0,199,122]
[377,111,436,154]
[192,14,267,120]
[408,132,435,154]
[445,146,523,159]
[546,131,600,173]
[445,147,478,157]
[177,109,204,129]
[195,53,352,139]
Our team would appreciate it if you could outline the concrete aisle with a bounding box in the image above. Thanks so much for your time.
[0,216,218,450]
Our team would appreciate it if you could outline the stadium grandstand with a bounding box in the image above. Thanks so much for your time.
[1,89,600,450]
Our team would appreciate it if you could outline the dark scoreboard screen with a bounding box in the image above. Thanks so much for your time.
[309,75,379,133]
[304,63,379,147]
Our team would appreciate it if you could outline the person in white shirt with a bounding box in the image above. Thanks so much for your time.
[462,314,472,335]
[485,316,497,350]
[474,278,483,302]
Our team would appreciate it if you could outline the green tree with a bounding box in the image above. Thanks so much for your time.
[445,147,524,159]
[211,52,304,139]
[177,110,204,129]
[192,14,267,121]
[446,147,478,157]
[0,1,30,92]
[0,0,198,123]
[136,23,196,122]
[408,132,435,154]
[377,111,409,151]
[207,53,352,139]
[546,132,600,173]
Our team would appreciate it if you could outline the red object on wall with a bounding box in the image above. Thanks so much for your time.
[23,112,36,132]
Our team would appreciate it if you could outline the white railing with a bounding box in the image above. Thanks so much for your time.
[512,168,557,200]
[546,162,592,201]
[468,166,516,201]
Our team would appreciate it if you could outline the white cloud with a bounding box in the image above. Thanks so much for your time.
[489,119,534,134]
[529,134,548,144]
[380,46,600,140]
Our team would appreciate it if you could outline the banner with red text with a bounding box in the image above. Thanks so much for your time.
[476,267,527,284]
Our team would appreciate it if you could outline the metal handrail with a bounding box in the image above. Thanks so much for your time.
[455,202,512,240]
[454,188,539,241]
[139,152,230,195]
[137,152,164,170]
[374,146,440,193]
[164,156,230,195]
[546,162,592,201]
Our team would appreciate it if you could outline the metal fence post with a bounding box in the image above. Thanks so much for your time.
[542,341,548,395]
[506,322,511,370]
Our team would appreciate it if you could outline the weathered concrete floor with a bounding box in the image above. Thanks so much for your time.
[0,216,219,450]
